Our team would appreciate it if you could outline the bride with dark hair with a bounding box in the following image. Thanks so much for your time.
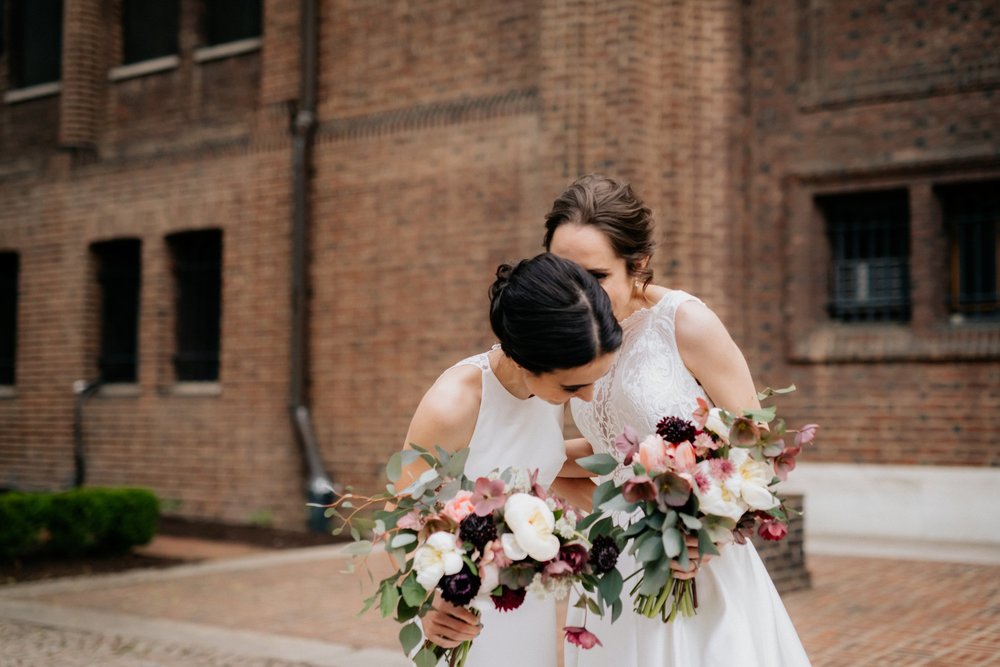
[399,252,622,666]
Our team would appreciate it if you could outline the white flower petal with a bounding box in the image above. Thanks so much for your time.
[501,533,528,561]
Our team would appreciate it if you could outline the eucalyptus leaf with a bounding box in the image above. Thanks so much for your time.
[341,540,373,557]
[679,513,702,530]
[637,531,665,563]
[756,384,796,400]
[442,447,471,478]
[623,517,648,538]
[697,528,720,556]
[399,622,423,656]
[611,598,623,622]
[588,516,614,539]
[576,453,620,476]
[590,479,619,510]
[586,596,601,615]
[599,494,638,514]
[396,598,419,623]
[413,646,440,667]
[662,510,678,529]
[597,567,623,607]
[390,532,417,549]
[661,527,683,559]
[379,584,401,618]
[386,452,403,483]
[742,406,777,423]
[638,558,671,596]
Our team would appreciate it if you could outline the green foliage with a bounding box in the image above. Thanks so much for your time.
[0,493,50,560]
[0,487,159,561]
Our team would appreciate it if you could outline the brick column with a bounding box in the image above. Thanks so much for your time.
[59,0,104,153]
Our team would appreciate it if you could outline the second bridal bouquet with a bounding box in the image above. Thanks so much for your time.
[324,445,625,667]
[577,386,818,622]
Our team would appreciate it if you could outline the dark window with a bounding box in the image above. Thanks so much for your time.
[203,0,261,46]
[940,181,1000,320]
[0,253,18,385]
[8,0,63,88]
[122,0,179,64]
[92,240,141,383]
[168,230,222,382]
[818,190,911,323]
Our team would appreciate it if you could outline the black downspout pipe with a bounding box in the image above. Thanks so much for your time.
[72,378,102,488]
[291,0,335,532]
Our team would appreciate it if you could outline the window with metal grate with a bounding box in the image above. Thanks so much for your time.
[939,181,1000,320]
[817,189,911,323]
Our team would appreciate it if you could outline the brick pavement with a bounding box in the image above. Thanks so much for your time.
[1,544,998,666]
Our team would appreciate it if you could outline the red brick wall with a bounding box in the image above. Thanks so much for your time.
[745,0,1000,466]
[1,1,997,530]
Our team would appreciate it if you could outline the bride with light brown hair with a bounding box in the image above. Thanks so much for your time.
[546,175,810,666]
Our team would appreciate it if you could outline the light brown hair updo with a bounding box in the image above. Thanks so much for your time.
[542,174,656,288]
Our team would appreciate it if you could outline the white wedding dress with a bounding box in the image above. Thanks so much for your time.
[565,290,811,666]
[430,349,566,667]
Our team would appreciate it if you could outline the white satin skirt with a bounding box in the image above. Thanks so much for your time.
[564,541,811,666]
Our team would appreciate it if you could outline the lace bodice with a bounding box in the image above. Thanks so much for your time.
[570,290,710,484]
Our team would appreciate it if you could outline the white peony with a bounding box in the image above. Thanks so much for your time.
[693,460,748,522]
[413,531,464,591]
[730,448,780,511]
[501,493,561,562]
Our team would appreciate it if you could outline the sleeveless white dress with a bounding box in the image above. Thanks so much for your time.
[565,291,811,666]
[433,350,566,667]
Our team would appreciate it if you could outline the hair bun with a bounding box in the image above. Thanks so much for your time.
[490,262,515,302]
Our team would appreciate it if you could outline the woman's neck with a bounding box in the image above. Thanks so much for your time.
[488,347,533,400]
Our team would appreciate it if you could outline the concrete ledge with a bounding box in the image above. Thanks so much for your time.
[780,462,1000,561]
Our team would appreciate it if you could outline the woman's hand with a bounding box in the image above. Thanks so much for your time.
[422,597,482,649]
[669,534,713,580]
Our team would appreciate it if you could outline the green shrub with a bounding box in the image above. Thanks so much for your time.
[0,493,50,560]
[0,487,159,560]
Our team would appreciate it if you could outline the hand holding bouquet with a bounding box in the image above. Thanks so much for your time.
[323,445,625,666]
[576,386,818,622]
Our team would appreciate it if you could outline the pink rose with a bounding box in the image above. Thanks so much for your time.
[564,626,603,650]
[638,434,669,473]
[667,441,697,473]
[442,490,477,523]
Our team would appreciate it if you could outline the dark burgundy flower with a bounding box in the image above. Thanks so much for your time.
[438,565,481,607]
[588,535,620,575]
[459,513,497,552]
[656,416,697,445]
[492,585,527,612]
[556,543,589,574]
[564,626,603,649]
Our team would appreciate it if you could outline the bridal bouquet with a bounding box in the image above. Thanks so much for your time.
[323,445,625,666]
[577,386,818,622]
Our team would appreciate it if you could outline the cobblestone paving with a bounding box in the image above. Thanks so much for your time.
[783,555,1000,666]
[0,619,318,667]
[1,546,998,666]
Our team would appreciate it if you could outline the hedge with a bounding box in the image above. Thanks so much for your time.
[0,487,159,561]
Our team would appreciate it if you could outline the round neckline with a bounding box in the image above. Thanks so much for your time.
[620,289,675,330]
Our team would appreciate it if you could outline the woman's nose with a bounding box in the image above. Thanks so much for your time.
[575,386,594,402]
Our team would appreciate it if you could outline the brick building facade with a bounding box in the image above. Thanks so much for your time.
[1,1,997,553]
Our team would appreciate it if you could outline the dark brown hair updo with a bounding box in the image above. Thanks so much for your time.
[489,253,622,375]
[542,174,656,287]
